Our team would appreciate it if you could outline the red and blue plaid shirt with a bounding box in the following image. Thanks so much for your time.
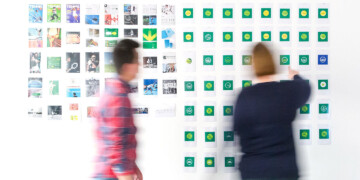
[93,78,137,179]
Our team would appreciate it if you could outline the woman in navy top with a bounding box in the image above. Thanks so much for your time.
[233,43,311,180]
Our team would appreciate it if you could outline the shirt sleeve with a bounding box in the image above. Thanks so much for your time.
[290,75,311,108]
[103,96,136,176]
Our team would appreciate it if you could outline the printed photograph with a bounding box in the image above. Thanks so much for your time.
[28,78,42,98]
[124,29,138,38]
[66,52,80,73]
[47,4,61,23]
[161,4,175,25]
[47,56,61,69]
[162,53,176,73]
[28,106,42,118]
[86,39,99,47]
[49,80,59,95]
[161,28,176,48]
[85,4,100,25]
[143,56,157,69]
[66,31,80,44]
[104,52,116,73]
[85,52,100,73]
[143,4,157,25]
[124,4,138,25]
[129,81,138,94]
[86,78,100,97]
[87,106,96,118]
[48,105,62,120]
[29,4,43,23]
[163,79,177,94]
[30,52,41,73]
[104,4,119,25]
[66,78,81,98]
[47,28,61,47]
[66,4,80,23]
[133,107,149,115]
[28,28,43,48]
[144,79,158,95]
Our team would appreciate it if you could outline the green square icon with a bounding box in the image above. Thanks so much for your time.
[204,106,215,116]
[261,8,271,18]
[242,32,252,42]
[205,157,215,167]
[318,32,328,42]
[203,32,214,42]
[225,157,235,167]
[223,32,233,42]
[183,8,193,18]
[204,81,214,91]
[205,132,215,142]
[280,8,290,18]
[223,55,233,65]
[300,129,310,139]
[224,131,234,141]
[184,81,195,92]
[318,80,328,90]
[223,80,233,91]
[242,8,252,18]
[203,8,213,18]
[299,8,309,18]
[318,8,328,18]
[184,157,195,167]
[184,106,195,116]
[261,31,272,41]
[223,8,233,18]
[319,104,329,114]
[300,104,310,114]
[185,131,195,141]
[203,55,213,66]
[223,106,233,116]
[242,80,252,87]
[319,129,329,139]
[280,55,290,65]
[280,31,290,41]
[299,32,309,42]
[299,55,310,65]
[184,32,194,42]
[242,55,252,65]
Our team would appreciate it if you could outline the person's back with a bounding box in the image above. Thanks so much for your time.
[233,43,311,180]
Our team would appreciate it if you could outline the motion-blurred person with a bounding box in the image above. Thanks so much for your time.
[233,43,311,180]
[93,39,142,180]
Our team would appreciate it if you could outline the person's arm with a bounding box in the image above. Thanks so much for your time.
[288,67,311,108]
[105,95,136,178]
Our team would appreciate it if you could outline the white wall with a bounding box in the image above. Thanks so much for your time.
[1,0,360,180]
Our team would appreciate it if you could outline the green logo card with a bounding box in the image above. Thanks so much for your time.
[223,80,233,91]
[300,129,310,139]
[280,55,290,65]
[223,32,233,42]
[261,31,271,41]
[203,55,214,66]
[319,104,329,114]
[223,8,233,18]
[183,8,193,18]
[223,55,233,65]
[299,32,309,42]
[184,157,195,167]
[184,32,194,42]
[204,81,214,91]
[242,32,252,42]
[224,131,234,141]
[299,8,309,18]
[242,80,252,87]
[280,9,290,18]
[280,31,290,41]
[223,106,233,116]
[185,131,195,141]
[261,8,271,18]
[184,106,195,116]
[319,129,329,139]
[184,81,195,91]
[242,8,252,18]
[318,32,328,42]
[318,80,328,90]
[203,32,214,42]
[242,55,252,65]
[225,157,235,167]
[204,106,215,116]
[205,132,215,142]
[203,8,213,18]
[299,55,310,65]
[318,9,328,18]
[205,157,215,167]
[300,104,310,114]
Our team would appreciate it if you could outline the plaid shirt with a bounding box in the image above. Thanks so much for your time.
[93,78,137,179]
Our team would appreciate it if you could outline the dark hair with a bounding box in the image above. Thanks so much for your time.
[113,39,140,74]
[252,43,276,77]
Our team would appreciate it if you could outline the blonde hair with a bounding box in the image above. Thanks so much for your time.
[252,43,276,77]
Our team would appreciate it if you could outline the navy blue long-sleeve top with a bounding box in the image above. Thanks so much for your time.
[233,75,311,179]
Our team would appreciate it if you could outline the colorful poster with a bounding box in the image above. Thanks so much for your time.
[85,4,100,25]
[47,57,61,69]
[47,4,61,23]
[28,28,43,48]
[66,52,80,73]
[144,79,158,95]
[29,4,43,23]
[104,4,119,25]
[28,78,42,98]
[85,52,100,73]
[104,52,115,73]
[47,28,61,47]
[30,52,41,73]
[124,4,138,25]
[66,32,80,44]
[66,4,80,23]
[143,28,157,49]
[49,80,59,95]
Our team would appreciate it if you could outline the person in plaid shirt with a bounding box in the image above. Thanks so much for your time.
[93,39,142,180]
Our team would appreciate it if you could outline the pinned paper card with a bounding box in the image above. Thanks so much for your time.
[203,152,217,173]
[184,101,196,121]
[184,152,197,173]
[184,126,197,147]
[203,101,216,122]
[204,127,217,148]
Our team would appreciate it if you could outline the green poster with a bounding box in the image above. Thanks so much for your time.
[299,55,310,65]
[184,81,195,91]
[184,106,195,116]
[143,28,157,49]
[204,81,214,91]
[280,9,290,18]
[203,8,213,18]
[319,104,329,114]
[319,129,329,139]
[280,32,290,41]
[223,8,233,18]
[300,129,310,139]
[49,80,59,95]
[184,157,195,167]
[205,157,215,167]
[105,28,118,37]
[280,55,290,65]
[242,8,252,18]
[47,4,61,23]
[223,32,233,42]
[47,57,61,69]
[261,8,271,18]
[318,8,328,18]
[223,80,233,91]
[299,8,309,18]
[300,104,310,114]
[204,106,215,116]
[105,40,118,47]
[223,55,233,65]
[225,157,235,167]
[184,32,194,42]
[205,132,215,142]
[224,131,234,141]
[183,8,194,18]
[223,106,233,116]
[299,32,309,42]
[318,32,328,42]
[203,55,213,66]
[242,32,252,42]
[203,32,214,42]
[261,31,271,41]
[318,80,328,90]
[185,131,195,141]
